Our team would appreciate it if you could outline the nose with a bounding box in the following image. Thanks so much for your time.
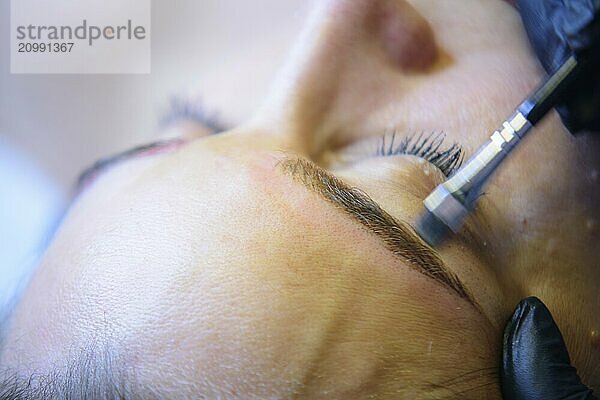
[366,0,439,71]
[253,0,442,159]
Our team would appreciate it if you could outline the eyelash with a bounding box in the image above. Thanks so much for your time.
[160,96,226,133]
[376,131,464,177]
[159,98,464,177]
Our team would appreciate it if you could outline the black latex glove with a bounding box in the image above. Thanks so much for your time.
[518,0,600,134]
[502,297,597,400]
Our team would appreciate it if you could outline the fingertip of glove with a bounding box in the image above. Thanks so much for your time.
[501,297,594,400]
[503,297,544,346]
[504,296,569,364]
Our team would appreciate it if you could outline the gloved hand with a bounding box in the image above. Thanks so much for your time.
[501,297,597,400]
[518,0,600,134]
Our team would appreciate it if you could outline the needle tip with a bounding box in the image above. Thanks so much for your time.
[414,208,453,247]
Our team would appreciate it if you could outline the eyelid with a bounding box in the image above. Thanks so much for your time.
[333,131,464,178]
[377,131,464,177]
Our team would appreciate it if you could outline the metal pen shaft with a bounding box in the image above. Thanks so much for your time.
[417,56,581,244]
[422,111,532,232]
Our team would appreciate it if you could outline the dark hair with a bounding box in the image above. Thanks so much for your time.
[0,329,133,400]
[0,350,132,400]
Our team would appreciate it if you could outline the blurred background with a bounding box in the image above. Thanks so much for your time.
[0,0,311,309]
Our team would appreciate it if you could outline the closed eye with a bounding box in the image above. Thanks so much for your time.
[377,131,464,177]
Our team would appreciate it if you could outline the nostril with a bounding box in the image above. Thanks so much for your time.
[377,1,439,72]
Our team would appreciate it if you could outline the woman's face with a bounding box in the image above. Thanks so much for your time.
[3,0,597,398]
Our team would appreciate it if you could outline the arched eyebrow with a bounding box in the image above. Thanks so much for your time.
[278,156,476,306]
[73,145,474,305]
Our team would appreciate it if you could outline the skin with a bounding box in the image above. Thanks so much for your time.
[1,0,599,398]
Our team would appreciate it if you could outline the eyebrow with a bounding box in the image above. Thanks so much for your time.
[74,138,187,193]
[73,144,473,303]
[278,156,474,304]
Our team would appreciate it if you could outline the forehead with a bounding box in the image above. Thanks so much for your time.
[1,144,497,395]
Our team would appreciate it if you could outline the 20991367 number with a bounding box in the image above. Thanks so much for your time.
[18,42,74,53]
